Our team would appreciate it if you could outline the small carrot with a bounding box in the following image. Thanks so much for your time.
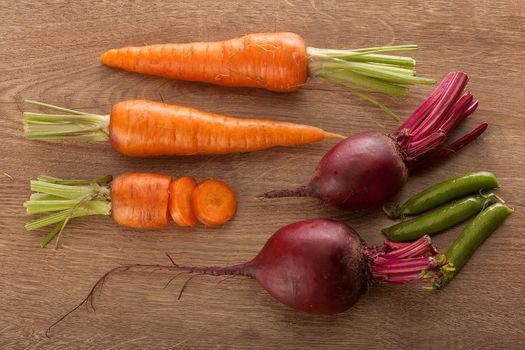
[100,32,436,118]
[191,180,237,227]
[169,176,198,227]
[111,172,172,228]
[23,99,344,157]
[24,173,237,248]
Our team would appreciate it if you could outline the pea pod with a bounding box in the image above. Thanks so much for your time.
[432,202,513,289]
[382,193,501,242]
[387,171,499,219]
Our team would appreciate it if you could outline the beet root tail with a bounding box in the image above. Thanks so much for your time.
[46,261,251,337]
[167,262,251,277]
[257,185,313,199]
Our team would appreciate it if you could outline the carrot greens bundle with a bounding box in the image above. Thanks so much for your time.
[25,175,112,247]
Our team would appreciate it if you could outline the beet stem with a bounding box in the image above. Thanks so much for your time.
[398,72,454,131]
[392,72,484,168]
[409,73,468,141]
[381,236,434,258]
[437,93,474,135]
[383,241,413,251]
[366,236,441,284]
[412,123,488,170]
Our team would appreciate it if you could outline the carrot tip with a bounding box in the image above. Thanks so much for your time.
[325,132,346,140]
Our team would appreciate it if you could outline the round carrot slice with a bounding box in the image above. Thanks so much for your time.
[191,180,237,227]
[169,177,198,227]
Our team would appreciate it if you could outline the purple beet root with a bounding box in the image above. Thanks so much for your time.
[260,72,487,210]
[49,219,441,333]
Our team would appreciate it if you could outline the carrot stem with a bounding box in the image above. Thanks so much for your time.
[40,221,65,248]
[327,82,401,121]
[317,70,408,97]
[25,175,112,247]
[25,201,111,230]
[23,100,109,141]
[307,45,436,117]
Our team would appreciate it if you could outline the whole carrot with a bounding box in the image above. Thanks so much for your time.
[102,32,308,93]
[24,173,237,248]
[100,32,436,118]
[23,99,343,157]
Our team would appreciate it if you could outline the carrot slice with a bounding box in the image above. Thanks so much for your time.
[191,180,237,227]
[169,177,198,227]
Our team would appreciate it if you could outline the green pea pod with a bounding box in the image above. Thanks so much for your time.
[433,202,513,289]
[387,171,499,219]
[382,193,501,242]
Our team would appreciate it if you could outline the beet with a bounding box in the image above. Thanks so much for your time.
[260,72,488,210]
[164,220,370,314]
[236,219,367,314]
[50,218,439,332]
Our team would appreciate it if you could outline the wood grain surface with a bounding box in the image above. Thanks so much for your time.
[1,1,524,349]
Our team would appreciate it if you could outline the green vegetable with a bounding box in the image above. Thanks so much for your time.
[382,194,501,242]
[386,171,499,219]
[431,202,513,290]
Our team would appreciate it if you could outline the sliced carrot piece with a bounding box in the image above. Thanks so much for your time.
[169,177,198,227]
[191,180,237,227]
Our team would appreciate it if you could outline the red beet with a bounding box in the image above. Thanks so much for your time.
[50,219,439,331]
[193,219,369,314]
[260,72,488,210]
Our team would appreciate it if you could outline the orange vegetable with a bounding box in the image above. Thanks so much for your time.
[109,100,343,156]
[169,177,198,227]
[191,179,237,227]
[101,32,308,93]
[24,99,344,157]
[25,173,238,247]
[98,32,438,118]
[111,172,172,228]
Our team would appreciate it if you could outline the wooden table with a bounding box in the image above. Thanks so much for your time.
[1,1,523,349]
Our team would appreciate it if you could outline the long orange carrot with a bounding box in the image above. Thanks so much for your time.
[110,100,343,156]
[101,32,307,93]
[24,173,237,247]
[23,100,344,157]
[99,32,436,118]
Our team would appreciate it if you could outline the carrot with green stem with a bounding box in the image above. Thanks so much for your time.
[23,99,344,157]
[100,32,436,119]
[24,173,237,248]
